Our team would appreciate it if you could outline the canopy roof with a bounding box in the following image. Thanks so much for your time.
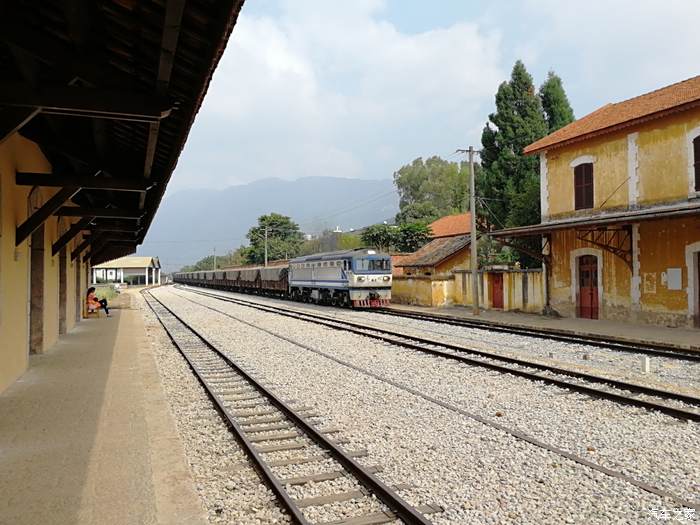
[1,0,244,264]
[94,255,160,269]
[490,202,700,238]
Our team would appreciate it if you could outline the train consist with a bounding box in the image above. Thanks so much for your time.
[173,248,392,308]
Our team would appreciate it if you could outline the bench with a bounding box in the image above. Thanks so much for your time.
[83,303,106,319]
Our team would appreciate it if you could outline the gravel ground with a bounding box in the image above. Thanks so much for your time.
[138,292,290,525]
[155,286,700,524]
[185,287,700,395]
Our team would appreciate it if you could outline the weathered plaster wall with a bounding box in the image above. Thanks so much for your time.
[0,133,90,393]
[546,133,628,219]
[638,217,700,326]
[549,217,700,326]
[636,107,700,205]
[549,229,632,320]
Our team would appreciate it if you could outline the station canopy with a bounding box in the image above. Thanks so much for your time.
[0,0,244,264]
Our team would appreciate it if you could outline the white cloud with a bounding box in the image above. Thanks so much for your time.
[170,0,504,191]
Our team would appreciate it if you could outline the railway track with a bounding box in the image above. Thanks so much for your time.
[143,290,439,525]
[376,308,700,362]
[176,285,700,422]
[158,286,700,512]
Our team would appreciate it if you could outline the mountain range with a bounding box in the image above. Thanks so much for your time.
[137,177,398,271]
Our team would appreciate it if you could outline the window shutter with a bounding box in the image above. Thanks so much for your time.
[694,137,700,192]
[574,163,594,210]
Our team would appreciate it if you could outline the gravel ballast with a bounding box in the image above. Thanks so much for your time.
[153,286,700,524]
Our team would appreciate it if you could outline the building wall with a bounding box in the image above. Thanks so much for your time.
[0,133,90,393]
[544,107,700,220]
[549,216,700,326]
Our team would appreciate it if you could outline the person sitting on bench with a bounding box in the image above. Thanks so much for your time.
[86,287,110,316]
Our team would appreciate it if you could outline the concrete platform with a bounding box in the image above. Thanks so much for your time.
[387,303,700,351]
[0,291,206,525]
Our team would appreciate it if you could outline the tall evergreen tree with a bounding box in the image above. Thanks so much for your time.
[479,60,548,231]
[539,71,575,132]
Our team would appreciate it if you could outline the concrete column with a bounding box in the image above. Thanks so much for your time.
[157,268,161,285]
[120,269,124,284]
[145,267,149,286]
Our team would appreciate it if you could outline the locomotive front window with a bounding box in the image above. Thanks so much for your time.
[355,258,390,271]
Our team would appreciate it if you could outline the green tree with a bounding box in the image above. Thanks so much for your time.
[360,224,397,252]
[394,222,432,252]
[539,71,575,133]
[243,213,304,264]
[393,156,473,224]
[479,60,548,231]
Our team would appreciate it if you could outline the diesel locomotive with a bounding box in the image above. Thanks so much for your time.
[172,248,392,308]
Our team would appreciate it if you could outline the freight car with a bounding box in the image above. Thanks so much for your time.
[173,248,391,308]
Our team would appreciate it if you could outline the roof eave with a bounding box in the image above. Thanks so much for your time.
[523,98,700,156]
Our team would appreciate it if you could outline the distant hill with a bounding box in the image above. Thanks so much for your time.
[137,177,398,272]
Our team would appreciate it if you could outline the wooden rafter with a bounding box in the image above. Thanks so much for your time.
[140,0,187,210]
[16,172,155,192]
[55,207,142,219]
[0,83,172,122]
[16,187,81,246]
[0,106,40,145]
[51,217,93,256]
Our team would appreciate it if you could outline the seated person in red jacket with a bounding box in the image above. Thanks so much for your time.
[86,287,110,316]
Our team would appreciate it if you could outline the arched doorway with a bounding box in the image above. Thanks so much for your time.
[571,248,602,320]
[577,255,599,319]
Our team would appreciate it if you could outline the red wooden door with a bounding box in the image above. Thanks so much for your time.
[492,273,504,309]
[578,255,598,319]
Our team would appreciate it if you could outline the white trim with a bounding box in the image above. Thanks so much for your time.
[569,155,597,168]
[540,152,549,221]
[570,247,603,317]
[627,132,639,207]
[630,223,641,307]
[685,241,700,322]
[687,125,700,197]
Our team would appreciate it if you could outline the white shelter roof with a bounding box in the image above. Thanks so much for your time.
[93,256,160,269]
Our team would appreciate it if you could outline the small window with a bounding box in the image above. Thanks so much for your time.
[574,163,594,210]
[694,136,700,192]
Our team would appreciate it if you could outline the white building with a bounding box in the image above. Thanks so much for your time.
[92,256,161,286]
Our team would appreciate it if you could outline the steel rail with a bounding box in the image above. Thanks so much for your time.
[376,308,700,362]
[143,290,433,525]
[180,286,700,422]
[170,291,700,512]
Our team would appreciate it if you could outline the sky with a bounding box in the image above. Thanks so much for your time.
[166,0,700,194]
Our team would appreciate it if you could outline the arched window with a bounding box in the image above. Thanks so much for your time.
[574,163,594,210]
[694,136,700,192]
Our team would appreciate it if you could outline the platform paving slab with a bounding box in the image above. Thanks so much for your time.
[0,291,206,525]
[387,303,700,351]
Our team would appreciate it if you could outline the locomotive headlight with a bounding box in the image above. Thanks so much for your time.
[383,276,390,281]
[357,276,365,282]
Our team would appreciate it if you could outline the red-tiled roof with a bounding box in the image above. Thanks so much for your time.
[429,213,471,238]
[393,235,470,268]
[524,74,700,155]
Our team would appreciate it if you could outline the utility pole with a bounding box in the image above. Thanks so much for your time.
[264,226,268,267]
[457,146,480,315]
[469,146,480,315]
[213,247,217,270]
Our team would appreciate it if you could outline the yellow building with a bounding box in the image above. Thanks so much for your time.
[0,3,238,393]
[493,76,700,327]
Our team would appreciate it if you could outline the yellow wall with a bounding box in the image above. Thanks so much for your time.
[546,133,628,218]
[544,107,700,218]
[636,108,700,205]
[548,217,700,326]
[0,133,90,393]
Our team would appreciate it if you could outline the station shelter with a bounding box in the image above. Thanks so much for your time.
[0,1,243,393]
[92,255,161,286]
[492,75,700,328]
